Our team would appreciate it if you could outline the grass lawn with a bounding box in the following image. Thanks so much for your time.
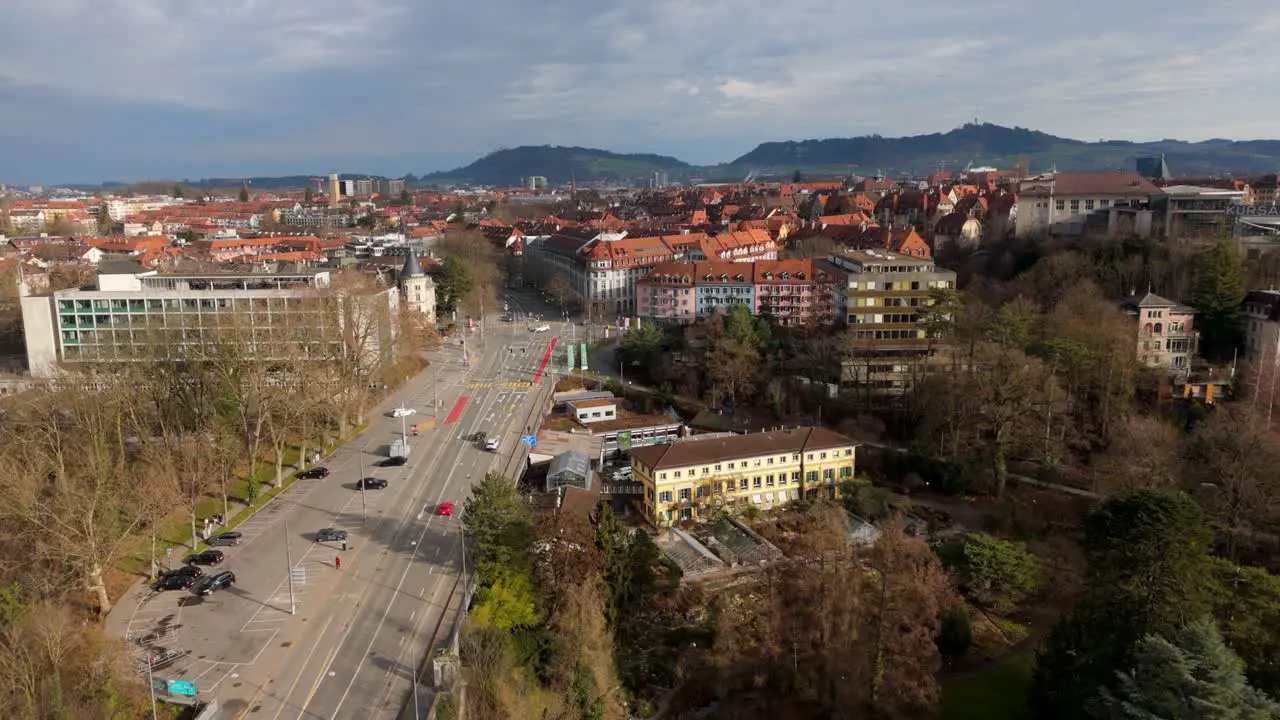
[941,647,1036,720]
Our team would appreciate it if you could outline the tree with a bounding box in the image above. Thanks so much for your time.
[941,532,1040,615]
[1183,404,1280,557]
[1032,490,1216,719]
[171,183,184,199]
[1088,618,1280,720]
[399,187,412,205]
[1092,414,1180,494]
[461,471,533,582]
[238,184,250,202]
[1211,559,1280,695]
[544,274,574,311]
[617,323,663,378]
[1192,240,1247,361]
[434,255,474,316]
[704,336,759,404]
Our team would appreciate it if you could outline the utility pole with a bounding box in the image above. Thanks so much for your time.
[284,514,296,615]
[359,451,368,522]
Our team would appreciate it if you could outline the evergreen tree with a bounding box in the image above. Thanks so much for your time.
[1191,240,1246,362]
[1032,490,1216,719]
[304,186,314,204]
[1089,618,1280,720]
[433,255,474,314]
[238,184,250,202]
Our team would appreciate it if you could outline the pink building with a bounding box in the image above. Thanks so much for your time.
[637,259,843,326]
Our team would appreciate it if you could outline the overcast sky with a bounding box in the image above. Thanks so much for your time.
[1,0,1276,184]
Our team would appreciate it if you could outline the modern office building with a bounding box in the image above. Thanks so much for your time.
[631,426,857,525]
[19,260,399,378]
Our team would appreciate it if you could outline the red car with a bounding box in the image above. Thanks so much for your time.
[437,502,454,516]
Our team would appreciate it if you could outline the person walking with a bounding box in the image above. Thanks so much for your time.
[335,556,341,570]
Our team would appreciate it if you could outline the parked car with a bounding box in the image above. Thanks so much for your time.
[531,325,551,333]
[391,406,416,418]
[358,477,388,490]
[154,574,197,591]
[297,467,330,479]
[185,549,225,566]
[436,502,454,516]
[165,565,204,579]
[316,528,347,542]
[484,438,499,452]
[207,532,242,547]
[378,456,408,467]
[195,571,236,596]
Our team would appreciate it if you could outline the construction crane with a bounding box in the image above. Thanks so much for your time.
[309,177,325,193]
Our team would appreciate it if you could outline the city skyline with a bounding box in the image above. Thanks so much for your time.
[2,0,1277,184]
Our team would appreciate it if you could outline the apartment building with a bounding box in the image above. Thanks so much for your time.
[1120,291,1197,374]
[1243,290,1280,363]
[19,261,399,378]
[827,249,958,392]
[631,426,857,525]
[523,229,778,316]
[636,259,842,326]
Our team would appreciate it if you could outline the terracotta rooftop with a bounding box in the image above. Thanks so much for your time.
[630,427,854,470]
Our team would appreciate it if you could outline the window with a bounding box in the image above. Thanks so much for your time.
[767,457,774,465]
[840,466,853,477]
[823,468,835,481]
[806,471,818,484]
[753,477,762,488]
[673,470,682,478]
[791,471,801,481]
[659,491,672,503]
[714,464,722,471]
[1100,199,1111,208]
[844,448,853,456]
[1085,199,1095,211]
[1069,199,1080,211]
[659,473,667,480]
[701,467,710,475]
[1055,199,1065,211]
[679,488,691,500]
[727,462,735,470]
[753,459,761,467]
[739,478,747,490]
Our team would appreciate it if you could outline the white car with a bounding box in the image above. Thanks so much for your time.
[391,407,416,418]
[484,438,499,451]
[531,325,551,333]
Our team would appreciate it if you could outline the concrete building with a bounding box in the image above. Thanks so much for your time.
[397,251,437,322]
[1016,172,1163,238]
[1152,185,1245,239]
[1121,291,1198,374]
[20,260,398,379]
[386,179,406,195]
[827,249,958,393]
[354,178,375,195]
[328,174,340,208]
[1242,290,1280,364]
[632,426,856,525]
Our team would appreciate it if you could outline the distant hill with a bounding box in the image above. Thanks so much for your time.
[728,123,1280,176]
[423,146,693,186]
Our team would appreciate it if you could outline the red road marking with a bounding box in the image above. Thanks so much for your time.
[444,396,470,425]
[532,337,558,384]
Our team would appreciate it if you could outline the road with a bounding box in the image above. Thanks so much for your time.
[113,290,565,720]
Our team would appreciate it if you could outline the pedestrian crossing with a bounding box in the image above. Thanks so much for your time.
[468,381,534,389]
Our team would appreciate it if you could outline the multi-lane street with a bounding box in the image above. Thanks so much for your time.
[113,292,564,720]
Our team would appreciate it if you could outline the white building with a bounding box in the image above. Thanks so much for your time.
[398,251,437,322]
[1016,172,1163,238]
[20,261,399,379]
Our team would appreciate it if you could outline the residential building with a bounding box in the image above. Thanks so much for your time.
[631,427,857,525]
[398,251,437,322]
[19,261,398,379]
[354,178,375,195]
[635,258,842,326]
[386,178,406,195]
[1120,291,1198,374]
[1242,290,1280,364]
[279,207,352,228]
[1016,172,1163,238]
[827,249,958,393]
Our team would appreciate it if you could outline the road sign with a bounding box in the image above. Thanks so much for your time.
[579,342,588,371]
[167,679,197,696]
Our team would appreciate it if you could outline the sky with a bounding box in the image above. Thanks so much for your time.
[1,0,1278,185]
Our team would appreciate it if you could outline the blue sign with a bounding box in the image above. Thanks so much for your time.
[167,679,197,696]
[522,435,536,447]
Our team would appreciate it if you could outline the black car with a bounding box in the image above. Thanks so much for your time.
[378,456,407,467]
[298,467,330,479]
[165,565,204,579]
[207,532,243,547]
[154,574,197,591]
[358,477,388,490]
[195,570,235,596]
[316,528,347,542]
[185,549,225,566]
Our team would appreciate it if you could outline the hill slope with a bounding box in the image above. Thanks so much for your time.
[728,123,1280,176]
[423,146,693,186]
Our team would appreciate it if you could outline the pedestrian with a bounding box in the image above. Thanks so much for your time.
[341,539,347,551]
[335,556,341,569]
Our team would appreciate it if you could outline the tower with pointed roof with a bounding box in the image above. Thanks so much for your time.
[399,249,436,322]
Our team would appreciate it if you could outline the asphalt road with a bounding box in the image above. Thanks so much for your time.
[116,291,566,720]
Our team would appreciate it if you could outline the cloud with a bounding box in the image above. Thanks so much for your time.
[0,0,1277,182]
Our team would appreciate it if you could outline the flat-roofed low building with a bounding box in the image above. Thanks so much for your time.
[567,397,618,424]
[631,426,856,526]
[19,260,398,378]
